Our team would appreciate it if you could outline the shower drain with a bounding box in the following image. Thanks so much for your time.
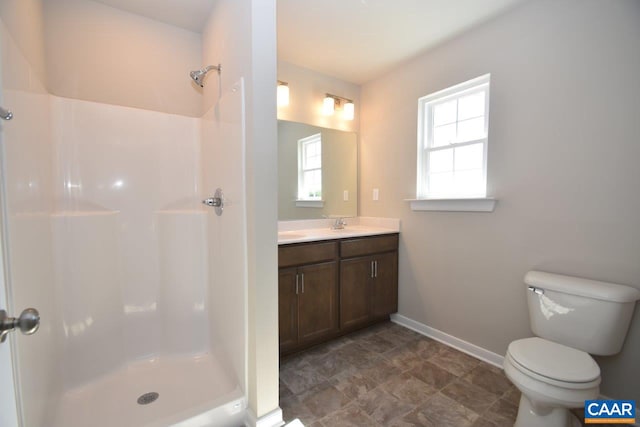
[137,392,159,405]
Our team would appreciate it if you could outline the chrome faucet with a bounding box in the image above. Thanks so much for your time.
[332,217,346,230]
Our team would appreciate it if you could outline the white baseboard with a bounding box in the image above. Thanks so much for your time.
[390,314,505,368]
[244,407,284,427]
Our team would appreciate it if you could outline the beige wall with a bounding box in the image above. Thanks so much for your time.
[278,61,360,133]
[360,0,640,400]
[278,120,357,220]
[0,0,47,89]
[42,0,202,117]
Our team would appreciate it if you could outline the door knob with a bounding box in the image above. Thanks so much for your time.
[0,308,40,343]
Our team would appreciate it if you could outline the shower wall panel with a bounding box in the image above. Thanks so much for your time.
[50,96,206,370]
[201,79,247,391]
[51,211,122,389]
[157,210,209,355]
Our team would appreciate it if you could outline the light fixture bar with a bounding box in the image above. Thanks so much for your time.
[324,93,355,120]
[325,93,353,105]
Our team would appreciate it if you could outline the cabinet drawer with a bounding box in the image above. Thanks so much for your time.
[279,241,338,268]
[340,234,398,258]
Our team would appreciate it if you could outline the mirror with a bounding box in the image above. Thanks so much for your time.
[278,120,357,220]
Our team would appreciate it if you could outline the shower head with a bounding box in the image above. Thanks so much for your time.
[190,64,221,87]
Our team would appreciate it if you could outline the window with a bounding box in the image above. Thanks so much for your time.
[298,133,322,200]
[417,74,490,199]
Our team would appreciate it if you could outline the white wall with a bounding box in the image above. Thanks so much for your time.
[360,0,640,400]
[203,0,280,420]
[278,61,360,133]
[0,0,47,88]
[42,0,202,117]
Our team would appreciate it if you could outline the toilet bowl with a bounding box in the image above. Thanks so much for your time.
[504,338,600,427]
[504,271,640,427]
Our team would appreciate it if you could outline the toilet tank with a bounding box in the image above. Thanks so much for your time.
[525,271,640,356]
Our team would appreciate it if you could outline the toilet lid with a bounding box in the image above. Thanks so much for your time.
[508,337,600,383]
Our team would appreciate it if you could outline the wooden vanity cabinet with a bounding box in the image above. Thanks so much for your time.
[278,233,398,355]
[278,241,339,354]
[340,234,399,331]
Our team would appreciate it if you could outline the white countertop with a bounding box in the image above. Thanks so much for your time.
[278,217,400,245]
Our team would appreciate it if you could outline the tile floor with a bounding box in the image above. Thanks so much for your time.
[279,321,610,427]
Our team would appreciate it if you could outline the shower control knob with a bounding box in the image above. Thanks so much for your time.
[202,197,222,207]
[0,308,40,343]
[202,188,224,216]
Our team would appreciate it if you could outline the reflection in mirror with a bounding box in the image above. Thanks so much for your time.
[278,120,357,220]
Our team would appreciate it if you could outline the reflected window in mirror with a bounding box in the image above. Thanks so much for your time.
[278,120,357,220]
[298,133,322,200]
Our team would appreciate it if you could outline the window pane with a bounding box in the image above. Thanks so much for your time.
[433,123,456,147]
[304,141,321,169]
[454,143,483,171]
[429,148,453,173]
[433,100,456,126]
[303,170,321,198]
[457,117,485,142]
[458,91,485,121]
[429,172,454,196]
[454,169,484,196]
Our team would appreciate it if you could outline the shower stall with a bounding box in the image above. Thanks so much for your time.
[0,1,257,426]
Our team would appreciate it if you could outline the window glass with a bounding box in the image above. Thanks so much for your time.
[417,75,490,198]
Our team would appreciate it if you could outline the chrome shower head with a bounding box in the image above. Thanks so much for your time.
[189,64,221,87]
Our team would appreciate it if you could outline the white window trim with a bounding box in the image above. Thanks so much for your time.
[295,200,324,208]
[414,74,497,211]
[406,197,496,212]
[297,133,322,201]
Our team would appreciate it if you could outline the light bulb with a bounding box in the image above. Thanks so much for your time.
[343,102,354,120]
[323,96,335,115]
[277,83,289,106]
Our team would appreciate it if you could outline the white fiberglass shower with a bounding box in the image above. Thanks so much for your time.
[0,1,249,426]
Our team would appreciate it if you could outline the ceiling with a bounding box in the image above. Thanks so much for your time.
[277,0,525,84]
[92,0,216,32]
[91,0,525,85]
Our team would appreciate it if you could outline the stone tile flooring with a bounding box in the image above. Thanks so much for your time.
[279,322,520,426]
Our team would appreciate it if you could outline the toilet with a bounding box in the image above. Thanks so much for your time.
[503,271,640,427]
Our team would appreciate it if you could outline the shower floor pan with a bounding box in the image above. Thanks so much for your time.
[52,353,245,427]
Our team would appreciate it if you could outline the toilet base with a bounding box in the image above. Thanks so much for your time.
[514,395,582,427]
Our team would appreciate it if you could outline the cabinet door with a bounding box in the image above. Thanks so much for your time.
[297,261,339,345]
[340,256,372,330]
[371,251,398,318]
[278,267,298,352]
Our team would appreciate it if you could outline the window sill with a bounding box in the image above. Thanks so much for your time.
[295,200,324,208]
[407,197,497,212]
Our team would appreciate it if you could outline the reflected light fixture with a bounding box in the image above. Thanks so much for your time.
[323,95,335,115]
[343,101,355,121]
[323,93,355,120]
[277,80,289,106]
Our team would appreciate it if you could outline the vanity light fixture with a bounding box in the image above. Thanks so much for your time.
[277,80,289,106]
[323,93,355,120]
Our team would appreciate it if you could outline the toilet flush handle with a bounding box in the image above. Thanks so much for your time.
[527,286,544,296]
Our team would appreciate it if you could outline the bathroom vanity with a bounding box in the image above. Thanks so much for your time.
[277,222,399,356]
